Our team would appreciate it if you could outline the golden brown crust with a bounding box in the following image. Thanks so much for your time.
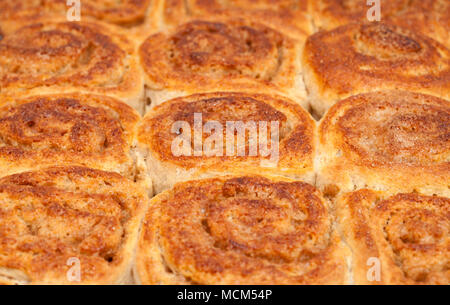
[386,0,450,48]
[138,92,316,193]
[139,18,306,108]
[302,22,450,116]
[309,0,449,47]
[0,0,156,27]
[135,175,350,284]
[0,20,144,111]
[162,0,312,40]
[0,93,142,180]
[309,0,409,29]
[318,90,450,196]
[0,166,148,285]
[337,189,449,285]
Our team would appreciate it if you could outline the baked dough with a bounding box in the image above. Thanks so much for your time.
[160,0,313,40]
[337,189,449,285]
[302,22,450,116]
[137,92,316,193]
[139,18,306,110]
[135,175,350,284]
[309,0,449,47]
[0,93,150,187]
[0,0,158,28]
[0,166,148,284]
[0,20,144,112]
[309,0,407,30]
[387,0,449,48]
[317,91,450,197]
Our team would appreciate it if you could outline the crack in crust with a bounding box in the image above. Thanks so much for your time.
[0,166,148,285]
[318,90,450,196]
[0,93,141,179]
[337,189,449,285]
[135,175,350,284]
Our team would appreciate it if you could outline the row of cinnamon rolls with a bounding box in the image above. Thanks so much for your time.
[0,89,447,284]
[0,0,448,285]
[0,1,448,116]
[0,1,448,44]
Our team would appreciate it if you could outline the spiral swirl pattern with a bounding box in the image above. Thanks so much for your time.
[318,90,450,196]
[140,19,303,105]
[387,0,449,47]
[138,92,315,193]
[0,21,143,109]
[0,166,147,284]
[162,0,311,40]
[338,189,449,284]
[302,22,450,116]
[136,176,349,284]
[310,0,449,46]
[0,94,140,178]
[0,0,153,27]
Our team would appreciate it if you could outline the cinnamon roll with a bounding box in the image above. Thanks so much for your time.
[310,0,449,47]
[0,0,159,28]
[337,189,449,285]
[161,0,312,40]
[135,175,350,284]
[387,0,449,48]
[139,19,306,110]
[0,166,148,284]
[317,91,450,197]
[309,0,407,29]
[0,93,148,185]
[302,22,450,116]
[137,92,316,193]
[0,21,144,111]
